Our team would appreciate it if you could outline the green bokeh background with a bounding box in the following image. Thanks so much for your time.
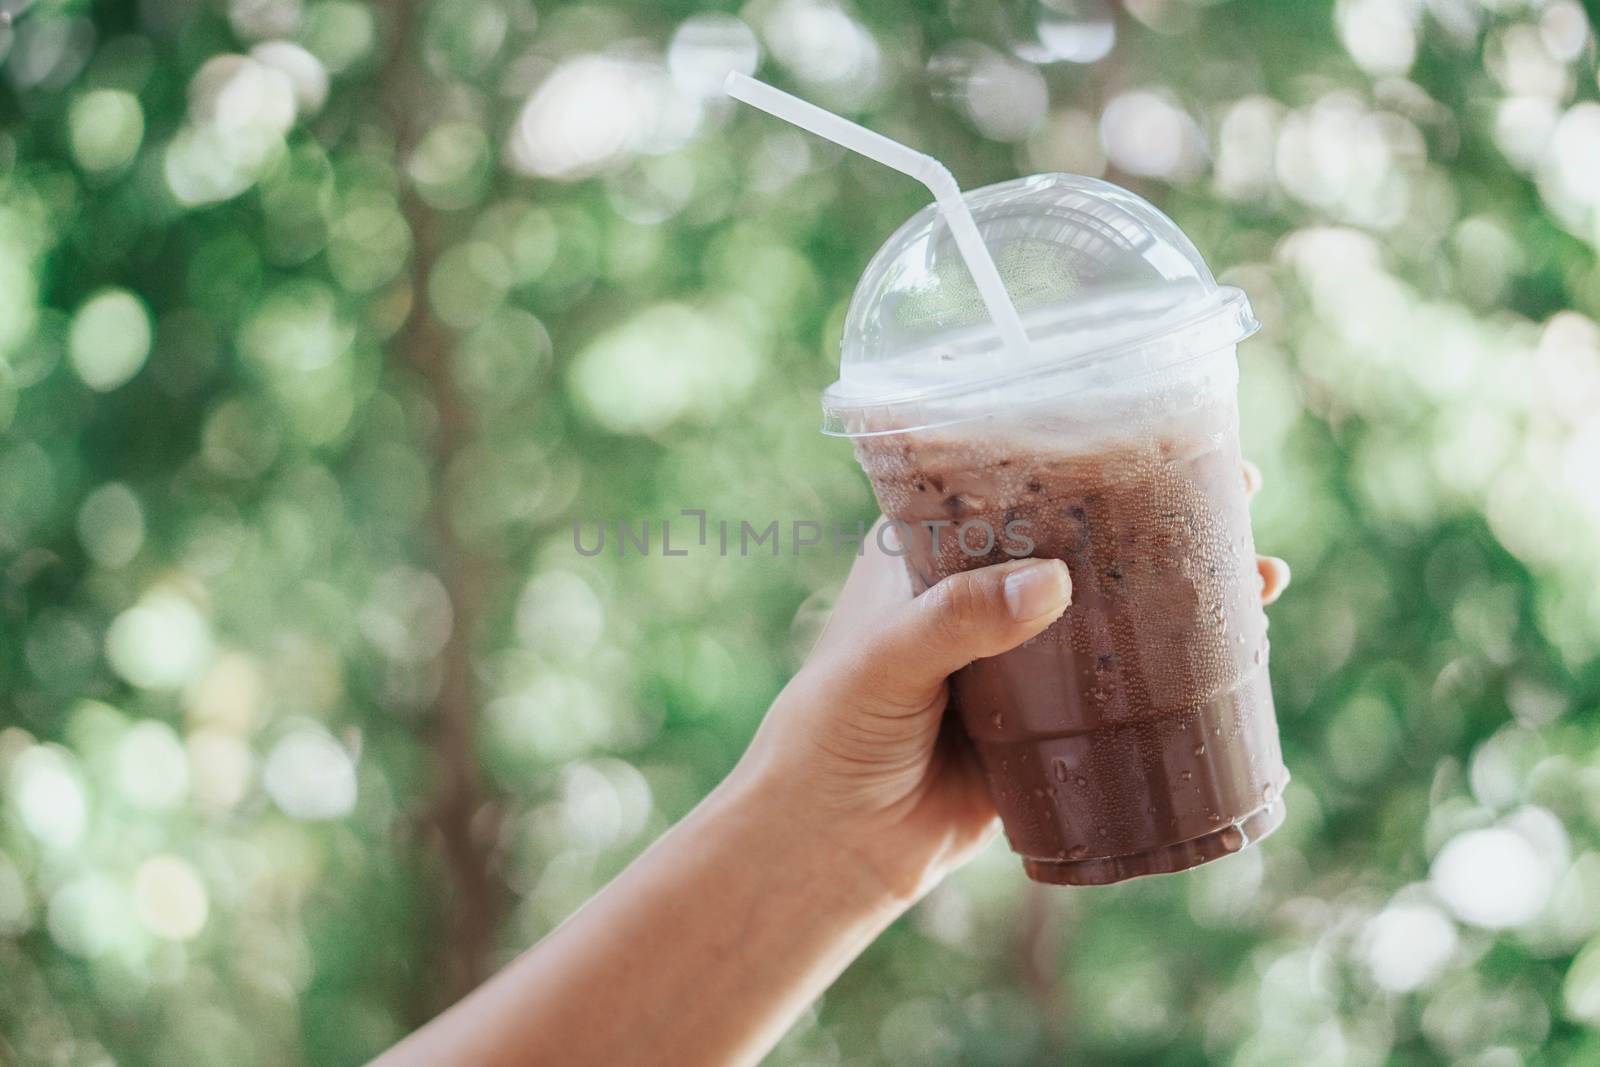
[3,0,1600,1064]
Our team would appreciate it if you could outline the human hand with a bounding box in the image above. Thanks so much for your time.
[735,463,1290,905]
[381,467,1288,1067]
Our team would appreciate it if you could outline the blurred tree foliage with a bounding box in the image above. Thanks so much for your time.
[2,0,1600,1064]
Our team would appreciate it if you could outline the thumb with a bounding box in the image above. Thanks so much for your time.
[848,558,1073,712]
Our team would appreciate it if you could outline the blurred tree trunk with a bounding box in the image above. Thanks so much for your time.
[378,0,503,1012]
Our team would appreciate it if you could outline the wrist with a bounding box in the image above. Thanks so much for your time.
[718,752,945,911]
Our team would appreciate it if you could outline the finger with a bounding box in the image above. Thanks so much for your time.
[808,518,914,661]
[842,558,1072,713]
[1242,459,1262,501]
[1257,555,1290,605]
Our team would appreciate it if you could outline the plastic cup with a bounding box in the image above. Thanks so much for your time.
[828,174,1287,885]
[724,76,1287,884]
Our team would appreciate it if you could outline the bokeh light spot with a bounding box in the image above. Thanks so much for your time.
[117,720,189,810]
[228,0,302,42]
[299,0,374,74]
[668,13,760,99]
[930,42,1048,142]
[567,303,760,435]
[486,674,612,762]
[1431,824,1556,929]
[510,55,699,181]
[106,592,214,690]
[878,997,960,1066]
[133,855,209,941]
[516,570,604,660]
[9,744,87,849]
[1565,935,1600,1025]
[408,121,491,211]
[1360,899,1458,992]
[1100,90,1205,181]
[1336,0,1417,76]
[250,40,328,114]
[68,288,151,391]
[263,727,357,820]
[187,729,254,811]
[1010,0,1115,64]
[0,849,30,935]
[758,0,881,105]
[77,482,145,568]
[427,241,510,330]
[241,281,350,371]
[329,190,412,293]
[557,759,652,851]
[359,566,454,662]
[68,88,144,173]
[47,874,127,959]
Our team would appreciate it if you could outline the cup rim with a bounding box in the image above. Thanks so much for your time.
[820,286,1258,438]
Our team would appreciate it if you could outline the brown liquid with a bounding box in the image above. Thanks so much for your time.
[856,400,1287,885]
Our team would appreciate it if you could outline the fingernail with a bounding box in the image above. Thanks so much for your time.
[1003,560,1071,621]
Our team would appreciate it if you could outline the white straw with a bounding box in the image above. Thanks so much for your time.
[724,72,1030,358]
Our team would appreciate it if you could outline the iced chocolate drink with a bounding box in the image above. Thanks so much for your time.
[856,384,1286,884]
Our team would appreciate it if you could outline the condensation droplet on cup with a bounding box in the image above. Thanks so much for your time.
[1068,844,1089,860]
[1193,743,1205,757]
[1052,758,1070,782]
[1180,770,1193,783]
[1075,775,1087,787]
[1218,825,1245,852]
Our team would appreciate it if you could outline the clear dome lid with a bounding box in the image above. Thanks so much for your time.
[823,172,1258,436]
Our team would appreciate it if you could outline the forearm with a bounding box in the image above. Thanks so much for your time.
[374,762,910,1067]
